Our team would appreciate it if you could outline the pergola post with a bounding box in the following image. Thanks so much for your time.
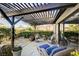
[54,23,60,44]
[63,23,65,39]
[11,16,15,49]
[0,12,1,18]
[11,17,23,49]
[53,24,56,35]
[60,23,65,39]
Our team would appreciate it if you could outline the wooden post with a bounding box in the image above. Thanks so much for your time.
[11,16,15,49]
[0,11,1,18]
[55,23,60,44]
[60,23,64,40]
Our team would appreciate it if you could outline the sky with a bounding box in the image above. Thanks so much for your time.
[0,18,70,29]
[0,18,32,28]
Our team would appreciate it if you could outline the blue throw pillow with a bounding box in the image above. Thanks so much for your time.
[39,44,50,49]
[50,47,66,56]
[46,46,58,55]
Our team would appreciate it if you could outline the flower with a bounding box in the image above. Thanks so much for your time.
[71,51,79,56]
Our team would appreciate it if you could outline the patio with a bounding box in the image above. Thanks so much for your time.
[0,3,79,56]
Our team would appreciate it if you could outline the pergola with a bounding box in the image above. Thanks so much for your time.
[0,3,79,49]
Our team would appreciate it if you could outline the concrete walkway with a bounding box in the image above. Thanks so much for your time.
[21,41,49,56]
[0,37,49,56]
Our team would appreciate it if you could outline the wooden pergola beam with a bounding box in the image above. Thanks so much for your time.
[14,17,23,24]
[56,4,79,24]
[0,12,1,18]
[0,8,13,25]
[53,8,66,23]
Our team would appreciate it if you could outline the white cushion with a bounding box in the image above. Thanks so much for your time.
[37,48,48,56]
[53,48,75,56]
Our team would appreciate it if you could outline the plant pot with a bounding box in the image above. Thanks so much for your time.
[12,46,22,56]
[12,50,22,56]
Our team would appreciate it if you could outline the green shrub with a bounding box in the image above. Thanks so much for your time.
[37,31,53,37]
[63,31,78,38]
[17,31,53,38]
[0,45,13,56]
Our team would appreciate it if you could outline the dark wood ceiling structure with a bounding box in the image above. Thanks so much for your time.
[0,3,77,25]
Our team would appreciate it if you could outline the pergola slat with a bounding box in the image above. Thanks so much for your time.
[8,3,20,10]
[24,3,31,10]
[17,3,24,9]
[13,3,22,10]
[20,3,27,9]
[32,3,37,8]
[1,4,13,11]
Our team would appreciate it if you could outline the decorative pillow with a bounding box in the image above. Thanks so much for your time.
[46,45,58,55]
[39,44,50,49]
[50,47,66,56]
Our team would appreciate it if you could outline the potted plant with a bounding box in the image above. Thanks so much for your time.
[71,50,79,56]
[12,46,22,56]
[0,45,13,56]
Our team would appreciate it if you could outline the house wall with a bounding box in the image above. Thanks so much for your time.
[36,24,53,31]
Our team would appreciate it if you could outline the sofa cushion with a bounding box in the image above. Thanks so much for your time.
[46,45,58,55]
[50,47,66,56]
[53,48,75,56]
[39,44,50,49]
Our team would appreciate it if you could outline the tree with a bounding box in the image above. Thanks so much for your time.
[0,32,4,44]
[31,21,38,32]
[0,28,11,41]
[68,24,79,32]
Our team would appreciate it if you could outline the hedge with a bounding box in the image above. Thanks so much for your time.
[17,31,53,38]
[63,31,78,38]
